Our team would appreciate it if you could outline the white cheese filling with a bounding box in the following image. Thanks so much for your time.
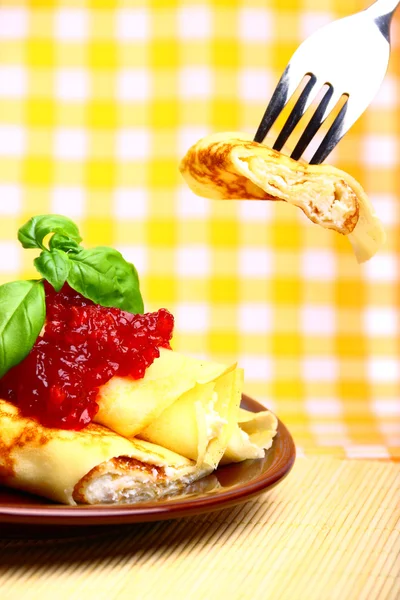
[81,463,212,505]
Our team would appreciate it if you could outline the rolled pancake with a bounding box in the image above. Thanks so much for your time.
[0,399,210,505]
[139,366,243,468]
[95,348,243,469]
[179,132,385,262]
[220,408,278,465]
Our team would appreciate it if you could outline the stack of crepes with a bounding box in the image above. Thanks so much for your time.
[0,349,277,505]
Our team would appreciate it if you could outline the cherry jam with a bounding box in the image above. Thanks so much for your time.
[0,282,174,430]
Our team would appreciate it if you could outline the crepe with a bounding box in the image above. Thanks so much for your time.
[0,351,278,505]
[95,350,277,469]
[179,132,385,262]
[0,398,210,505]
[220,408,278,464]
[95,348,243,469]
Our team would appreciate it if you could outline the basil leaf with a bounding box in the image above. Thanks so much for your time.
[0,280,45,378]
[18,215,82,250]
[49,233,81,254]
[67,247,144,314]
[102,248,144,314]
[34,249,71,292]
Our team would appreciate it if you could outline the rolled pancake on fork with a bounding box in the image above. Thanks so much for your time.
[179,132,385,262]
[0,398,211,505]
[95,348,244,469]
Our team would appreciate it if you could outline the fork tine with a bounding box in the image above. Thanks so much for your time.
[273,74,317,152]
[290,85,334,161]
[253,67,291,143]
[310,100,348,164]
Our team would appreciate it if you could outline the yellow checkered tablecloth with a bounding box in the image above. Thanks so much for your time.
[0,0,398,460]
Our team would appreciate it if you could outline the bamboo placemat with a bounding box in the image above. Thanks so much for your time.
[1,456,399,600]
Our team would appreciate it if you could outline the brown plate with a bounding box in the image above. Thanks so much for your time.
[0,395,295,540]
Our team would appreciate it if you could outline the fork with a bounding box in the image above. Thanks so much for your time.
[254,0,399,164]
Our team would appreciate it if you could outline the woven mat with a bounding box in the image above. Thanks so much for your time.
[1,457,399,600]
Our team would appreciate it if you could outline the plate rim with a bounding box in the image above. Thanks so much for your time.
[0,395,296,525]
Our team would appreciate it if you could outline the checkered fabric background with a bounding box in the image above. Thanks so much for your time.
[0,0,398,460]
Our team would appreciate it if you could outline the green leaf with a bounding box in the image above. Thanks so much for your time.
[49,233,81,254]
[103,248,144,314]
[34,249,71,292]
[0,280,45,378]
[18,215,82,250]
[67,247,144,314]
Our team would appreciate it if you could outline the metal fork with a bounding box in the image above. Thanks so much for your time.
[254,0,399,164]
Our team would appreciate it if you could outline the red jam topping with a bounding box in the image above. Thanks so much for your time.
[0,282,174,430]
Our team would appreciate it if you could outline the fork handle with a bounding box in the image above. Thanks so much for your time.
[366,0,400,18]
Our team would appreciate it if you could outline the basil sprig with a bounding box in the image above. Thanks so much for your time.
[0,280,45,378]
[18,214,82,250]
[67,247,143,313]
[0,214,144,378]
